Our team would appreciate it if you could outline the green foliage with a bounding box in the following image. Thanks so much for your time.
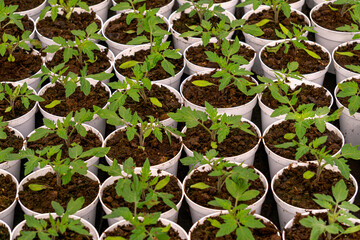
[333,0,360,32]
[0,118,20,164]
[299,179,360,240]
[335,34,360,73]
[18,197,91,240]
[337,79,360,115]
[40,0,89,21]
[0,0,24,31]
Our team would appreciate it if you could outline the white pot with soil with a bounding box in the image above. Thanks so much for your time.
[177,0,238,15]
[0,219,11,240]
[99,168,184,226]
[0,170,18,229]
[14,0,47,21]
[306,0,324,9]
[89,0,111,21]
[111,0,175,18]
[240,0,305,14]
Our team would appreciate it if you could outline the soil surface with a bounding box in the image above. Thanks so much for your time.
[105,13,168,44]
[334,42,360,72]
[5,0,44,12]
[0,83,37,121]
[261,83,332,110]
[18,172,99,213]
[14,217,92,240]
[115,49,184,81]
[0,127,23,152]
[285,212,360,239]
[0,223,10,240]
[46,48,111,76]
[311,3,360,31]
[39,82,109,117]
[36,11,101,40]
[337,78,360,113]
[245,9,308,40]
[261,41,330,74]
[185,166,265,208]
[114,0,172,11]
[122,84,181,121]
[82,0,104,5]
[0,48,42,82]
[102,175,182,214]
[172,12,223,34]
[186,41,255,68]
[274,163,355,209]
[104,221,183,239]
[105,127,182,166]
[190,215,281,239]
[264,120,342,161]
[182,71,257,108]
[183,120,259,157]
[26,126,102,161]
[0,174,16,212]
[0,15,34,40]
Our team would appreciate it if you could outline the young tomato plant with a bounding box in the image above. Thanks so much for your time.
[300,179,360,240]
[332,0,360,32]
[336,78,360,115]
[0,0,25,31]
[0,118,20,164]
[40,0,89,21]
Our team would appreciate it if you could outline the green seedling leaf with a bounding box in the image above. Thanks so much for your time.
[256,19,270,27]
[28,184,48,191]
[119,61,139,69]
[150,97,162,107]
[192,80,215,87]
[303,171,315,179]
[336,51,355,57]
[190,182,210,189]
[45,100,61,108]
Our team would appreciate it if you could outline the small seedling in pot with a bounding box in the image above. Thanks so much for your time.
[0,0,24,31]
[0,118,20,163]
[335,34,360,73]
[40,0,89,21]
[332,0,360,32]
[336,78,360,115]
[300,179,360,240]
[18,197,91,239]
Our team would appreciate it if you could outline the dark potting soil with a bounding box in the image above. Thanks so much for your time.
[334,42,360,72]
[0,48,42,82]
[0,83,37,121]
[104,221,183,240]
[18,172,99,213]
[0,174,16,212]
[105,128,182,166]
[5,0,44,12]
[26,127,102,161]
[102,175,182,214]
[122,84,181,121]
[14,217,93,240]
[264,121,342,161]
[190,215,281,240]
[0,127,23,152]
[172,12,223,34]
[337,78,360,113]
[0,223,10,240]
[104,13,168,44]
[261,83,332,110]
[36,11,101,40]
[82,0,104,5]
[183,120,259,157]
[46,48,111,76]
[245,9,308,40]
[285,212,360,240]
[115,49,184,81]
[182,71,256,108]
[0,15,34,40]
[115,0,171,10]
[261,41,330,74]
[185,166,265,208]
[39,82,109,117]
[185,41,255,68]
[311,3,360,32]
[274,163,355,209]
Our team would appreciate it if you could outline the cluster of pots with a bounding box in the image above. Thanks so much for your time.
[1,0,360,239]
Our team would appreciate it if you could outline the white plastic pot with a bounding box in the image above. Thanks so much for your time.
[100,217,188,239]
[335,76,360,147]
[2,82,39,138]
[0,126,25,181]
[25,123,104,175]
[310,0,360,73]
[241,6,310,75]
[0,220,11,240]
[38,80,111,136]
[169,8,236,54]
[263,119,344,178]
[272,162,358,229]
[333,40,360,84]
[180,70,258,120]
[241,0,305,14]
[15,0,47,21]
[18,167,100,226]
[0,170,18,229]
[259,40,331,85]
[104,127,183,176]
[100,168,184,226]
[184,163,268,223]
[177,0,238,15]
[89,0,111,21]
[189,211,280,239]
[35,8,103,47]
[306,0,324,9]
[184,39,256,75]
[114,45,185,90]
[111,0,175,18]
[258,78,334,132]
[103,11,170,56]
[11,213,99,239]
